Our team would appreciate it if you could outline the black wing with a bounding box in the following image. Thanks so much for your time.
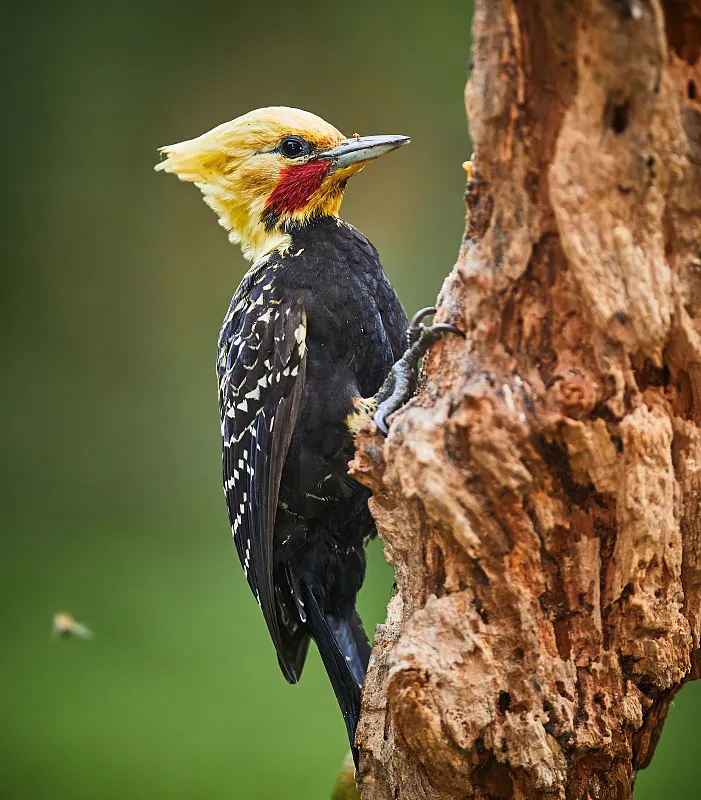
[218,263,307,671]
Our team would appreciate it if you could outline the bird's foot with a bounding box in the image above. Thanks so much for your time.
[373,307,464,435]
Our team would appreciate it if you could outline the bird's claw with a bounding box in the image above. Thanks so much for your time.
[374,309,465,435]
[406,306,437,347]
[406,307,463,347]
[410,306,437,327]
[426,322,464,337]
[373,406,392,437]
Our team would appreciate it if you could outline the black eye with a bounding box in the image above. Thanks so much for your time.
[279,136,308,159]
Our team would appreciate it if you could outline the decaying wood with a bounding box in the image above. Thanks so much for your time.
[352,2,701,798]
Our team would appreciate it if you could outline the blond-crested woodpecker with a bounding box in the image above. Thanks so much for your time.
[156,107,459,759]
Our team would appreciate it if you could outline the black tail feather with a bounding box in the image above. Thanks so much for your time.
[325,610,370,688]
[301,581,369,765]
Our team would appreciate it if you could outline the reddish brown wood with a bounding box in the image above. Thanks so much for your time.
[353,2,701,798]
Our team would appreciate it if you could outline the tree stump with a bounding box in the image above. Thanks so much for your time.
[352,2,701,798]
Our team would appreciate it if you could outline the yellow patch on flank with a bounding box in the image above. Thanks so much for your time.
[345,396,378,436]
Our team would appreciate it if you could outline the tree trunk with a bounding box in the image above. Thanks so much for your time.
[351,2,701,798]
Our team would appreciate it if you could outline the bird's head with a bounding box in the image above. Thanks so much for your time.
[156,107,409,261]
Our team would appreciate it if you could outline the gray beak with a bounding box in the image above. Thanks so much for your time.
[318,135,410,172]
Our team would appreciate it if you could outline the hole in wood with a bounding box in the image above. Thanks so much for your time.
[605,96,630,134]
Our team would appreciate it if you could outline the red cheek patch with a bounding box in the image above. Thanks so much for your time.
[265,160,332,216]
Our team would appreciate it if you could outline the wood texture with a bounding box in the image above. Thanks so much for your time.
[352,2,701,797]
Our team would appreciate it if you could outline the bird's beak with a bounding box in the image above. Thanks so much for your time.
[318,135,410,172]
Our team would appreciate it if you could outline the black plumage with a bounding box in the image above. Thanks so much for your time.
[217,215,407,749]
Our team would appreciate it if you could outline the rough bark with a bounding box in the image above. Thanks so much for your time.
[351,2,701,798]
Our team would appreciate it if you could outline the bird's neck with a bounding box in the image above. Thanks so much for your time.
[197,182,293,262]
[199,179,347,263]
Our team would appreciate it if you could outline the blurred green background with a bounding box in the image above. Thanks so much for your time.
[1,2,698,798]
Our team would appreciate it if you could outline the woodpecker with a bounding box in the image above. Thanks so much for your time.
[156,107,459,758]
